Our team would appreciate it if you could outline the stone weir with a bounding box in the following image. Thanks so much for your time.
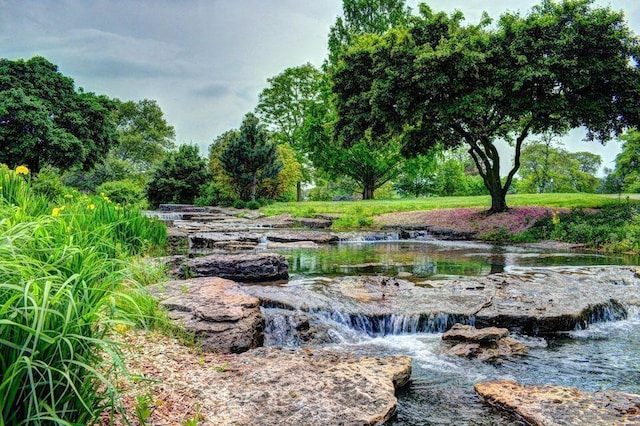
[243,266,640,336]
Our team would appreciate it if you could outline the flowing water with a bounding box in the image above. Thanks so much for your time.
[262,240,640,424]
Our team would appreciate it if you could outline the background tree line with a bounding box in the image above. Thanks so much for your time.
[2,0,639,211]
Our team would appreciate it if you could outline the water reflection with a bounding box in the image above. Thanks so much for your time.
[274,240,638,281]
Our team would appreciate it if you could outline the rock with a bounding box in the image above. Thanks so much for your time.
[442,324,527,362]
[265,230,339,244]
[189,232,261,252]
[475,380,640,426]
[266,241,319,249]
[256,213,297,228]
[167,228,189,255]
[296,217,332,229]
[149,277,264,353]
[442,323,509,343]
[242,267,640,335]
[177,253,288,282]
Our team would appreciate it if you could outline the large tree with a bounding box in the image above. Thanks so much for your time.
[0,56,117,172]
[334,0,640,212]
[219,113,282,201]
[255,63,322,201]
[112,99,176,172]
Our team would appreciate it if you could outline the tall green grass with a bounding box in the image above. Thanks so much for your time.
[0,165,168,425]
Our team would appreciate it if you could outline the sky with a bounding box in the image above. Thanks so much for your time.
[1,0,639,173]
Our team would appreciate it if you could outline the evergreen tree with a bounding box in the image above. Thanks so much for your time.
[219,113,282,201]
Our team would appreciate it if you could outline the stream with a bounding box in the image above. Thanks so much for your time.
[261,239,640,425]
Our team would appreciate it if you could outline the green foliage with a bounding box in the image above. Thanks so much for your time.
[146,144,211,208]
[31,165,68,201]
[0,56,118,172]
[307,176,360,201]
[335,1,640,212]
[0,164,168,425]
[112,98,175,172]
[194,181,233,207]
[516,134,602,194]
[62,153,133,193]
[601,129,640,194]
[332,206,375,229]
[97,179,146,206]
[219,113,282,201]
[232,199,246,209]
[246,200,261,210]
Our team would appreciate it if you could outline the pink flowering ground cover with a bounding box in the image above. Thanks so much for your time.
[375,206,567,238]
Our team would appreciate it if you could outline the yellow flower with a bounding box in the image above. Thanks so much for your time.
[88,204,95,210]
[64,194,73,199]
[52,207,60,217]
[59,205,65,211]
[66,226,71,233]
[15,165,29,175]
[103,196,110,202]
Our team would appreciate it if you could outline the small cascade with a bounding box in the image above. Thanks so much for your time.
[401,230,434,240]
[338,231,402,243]
[574,299,628,330]
[316,311,474,336]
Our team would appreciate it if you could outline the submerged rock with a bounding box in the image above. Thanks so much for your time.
[149,277,264,353]
[442,324,526,362]
[176,252,288,282]
[475,380,640,426]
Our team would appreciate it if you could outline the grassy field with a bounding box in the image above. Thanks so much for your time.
[260,193,638,218]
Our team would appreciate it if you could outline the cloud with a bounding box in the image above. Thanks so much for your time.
[192,83,232,99]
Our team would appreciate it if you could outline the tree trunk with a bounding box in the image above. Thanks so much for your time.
[363,181,375,200]
[296,181,303,202]
[250,173,257,201]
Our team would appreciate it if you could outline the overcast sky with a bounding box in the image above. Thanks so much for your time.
[1,0,639,172]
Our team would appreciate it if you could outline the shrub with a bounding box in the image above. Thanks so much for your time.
[97,179,145,206]
[31,165,68,201]
[194,181,233,207]
[232,199,246,209]
[246,200,261,210]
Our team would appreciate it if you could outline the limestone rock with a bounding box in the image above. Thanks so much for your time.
[149,277,264,353]
[265,230,339,244]
[475,380,640,426]
[256,213,297,228]
[442,323,509,343]
[190,232,261,252]
[167,228,189,255]
[178,253,288,282]
[296,217,332,229]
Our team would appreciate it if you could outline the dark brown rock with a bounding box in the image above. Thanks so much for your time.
[265,230,339,244]
[189,232,261,252]
[296,217,332,229]
[149,277,264,353]
[167,228,189,255]
[178,253,288,282]
[475,380,640,426]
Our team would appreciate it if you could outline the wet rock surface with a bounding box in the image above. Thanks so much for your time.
[264,230,339,244]
[245,267,640,335]
[176,253,289,282]
[149,277,264,353]
[442,324,527,362]
[190,232,262,252]
[475,380,640,426]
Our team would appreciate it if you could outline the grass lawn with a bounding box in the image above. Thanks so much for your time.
[260,193,638,218]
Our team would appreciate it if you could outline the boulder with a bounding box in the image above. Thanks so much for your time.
[256,213,297,228]
[265,230,339,244]
[296,217,332,229]
[189,232,261,252]
[166,228,189,255]
[475,380,640,426]
[149,277,264,353]
[177,253,288,282]
[442,324,526,362]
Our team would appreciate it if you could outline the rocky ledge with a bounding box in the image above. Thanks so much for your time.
[475,380,640,426]
[441,324,526,362]
[149,277,264,353]
[176,252,289,282]
[244,267,640,335]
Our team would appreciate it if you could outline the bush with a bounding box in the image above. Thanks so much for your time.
[31,165,68,201]
[97,179,145,206]
[232,199,246,209]
[194,181,233,207]
[246,200,261,210]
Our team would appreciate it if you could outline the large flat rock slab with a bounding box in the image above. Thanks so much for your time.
[116,332,412,426]
[475,380,640,425]
[177,252,288,282]
[244,267,640,335]
[149,277,264,353]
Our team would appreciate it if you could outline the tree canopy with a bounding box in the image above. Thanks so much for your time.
[0,56,117,172]
[219,113,282,201]
[333,0,640,211]
[112,99,175,172]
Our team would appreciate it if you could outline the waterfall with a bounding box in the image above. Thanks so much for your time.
[574,299,628,330]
